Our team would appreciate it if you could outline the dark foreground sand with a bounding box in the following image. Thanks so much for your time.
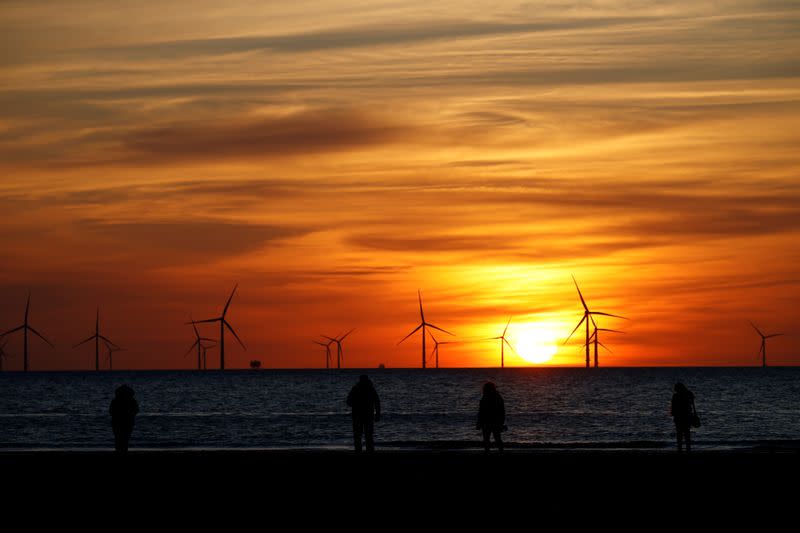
[2,448,797,523]
[3,448,798,487]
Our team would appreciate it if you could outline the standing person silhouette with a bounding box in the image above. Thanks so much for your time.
[670,382,695,453]
[347,375,381,453]
[477,381,506,453]
[110,384,139,453]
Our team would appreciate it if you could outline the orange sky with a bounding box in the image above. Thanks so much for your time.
[1,1,799,369]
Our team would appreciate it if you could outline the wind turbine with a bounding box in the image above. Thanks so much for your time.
[188,284,246,370]
[398,290,453,369]
[202,342,216,370]
[1,291,54,372]
[563,276,626,368]
[0,339,11,372]
[428,332,458,369]
[185,316,216,370]
[103,340,125,371]
[750,322,783,368]
[323,329,355,369]
[313,338,334,369]
[587,316,624,367]
[74,307,119,371]
[483,317,516,368]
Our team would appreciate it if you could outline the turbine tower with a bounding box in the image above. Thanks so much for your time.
[428,332,457,369]
[189,284,246,370]
[103,340,125,371]
[0,291,54,372]
[185,316,216,370]
[587,316,624,367]
[323,329,355,369]
[202,343,216,370]
[313,338,334,369]
[564,276,626,368]
[398,290,453,369]
[0,339,11,372]
[750,322,783,368]
[484,317,515,368]
[74,307,119,371]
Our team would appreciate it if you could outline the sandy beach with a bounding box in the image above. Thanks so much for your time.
[2,447,796,525]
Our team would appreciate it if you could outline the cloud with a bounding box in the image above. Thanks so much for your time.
[76,219,311,261]
[120,109,414,163]
[96,18,654,59]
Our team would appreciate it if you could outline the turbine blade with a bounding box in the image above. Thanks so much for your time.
[766,333,783,338]
[563,315,587,345]
[598,340,613,354]
[418,290,425,322]
[398,324,423,345]
[425,323,454,336]
[190,314,201,339]
[73,335,95,348]
[589,311,628,320]
[0,325,25,336]
[339,328,356,342]
[184,340,199,356]
[597,328,625,334]
[503,338,518,354]
[428,331,438,345]
[199,337,216,342]
[222,284,238,317]
[572,275,589,312]
[187,318,220,325]
[224,320,246,350]
[322,335,338,343]
[313,341,327,346]
[28,326,54,348]
[103,339,119,350]
[98,335,119,348]
[502,316,512,337]
[750,322,765,338]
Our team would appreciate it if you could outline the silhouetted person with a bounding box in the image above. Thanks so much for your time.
[110,384,139,453]
[670,382,695,453]
[477,381,505,453]
[347,374,380,453]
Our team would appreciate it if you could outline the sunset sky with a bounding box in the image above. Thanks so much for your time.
[1,0,799,369]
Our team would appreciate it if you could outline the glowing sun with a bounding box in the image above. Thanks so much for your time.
[514,324,558,364]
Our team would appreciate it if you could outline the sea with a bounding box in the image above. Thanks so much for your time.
[1,368,799,451]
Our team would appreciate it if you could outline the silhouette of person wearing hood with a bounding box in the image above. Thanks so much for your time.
[477,381,506,453]
[670,382,695,453]
[347,375,381,453]
[110,385,139,453]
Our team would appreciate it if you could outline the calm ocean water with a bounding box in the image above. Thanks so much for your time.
[1,368,799,451]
